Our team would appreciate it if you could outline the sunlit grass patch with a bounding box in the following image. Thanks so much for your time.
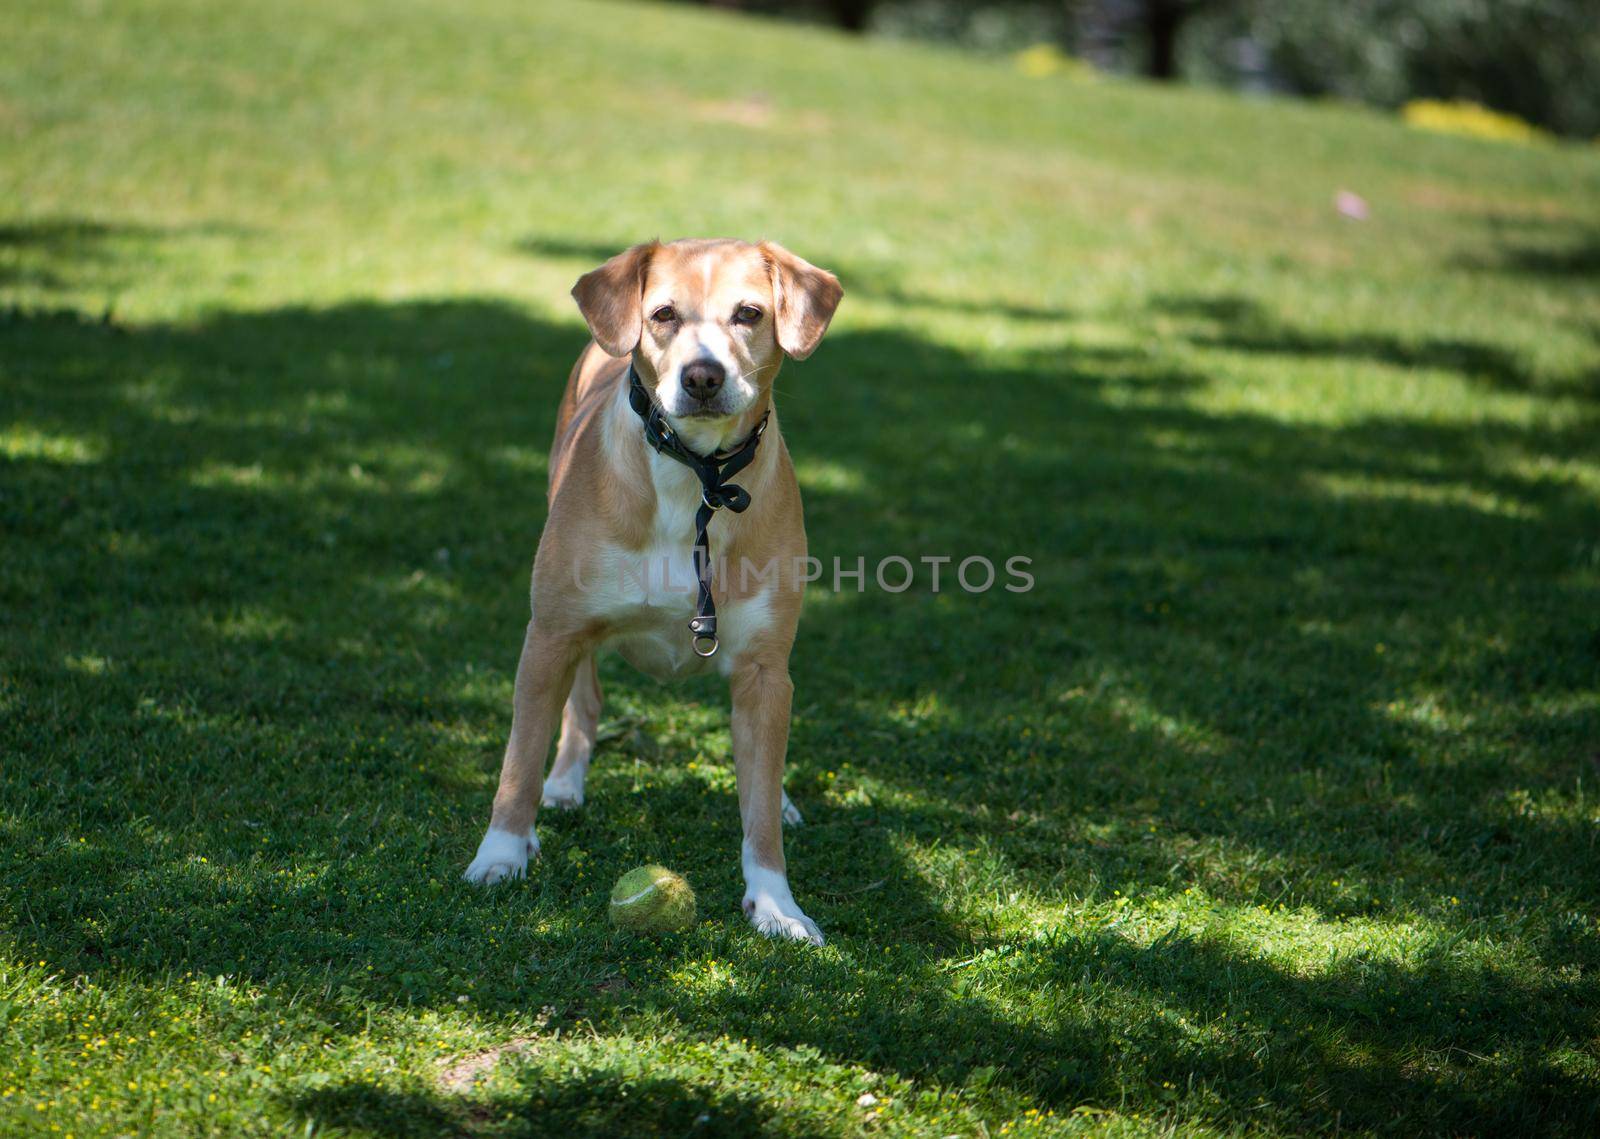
[1,425,104,464]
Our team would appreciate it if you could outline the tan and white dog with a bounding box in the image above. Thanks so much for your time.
[463,238,843,945]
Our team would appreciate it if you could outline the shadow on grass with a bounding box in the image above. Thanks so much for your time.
[291,1072,788,1138]
[1455,223,1600,282]
[514,233,1074,323]
[1151,293,1598,400]
[4,217,1600,1132]
[0,216,250,294]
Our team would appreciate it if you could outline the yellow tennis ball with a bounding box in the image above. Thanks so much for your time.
[609,865,696,933]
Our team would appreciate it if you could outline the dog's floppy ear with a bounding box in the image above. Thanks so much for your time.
[761,242,843,361]
[571,241,659,358]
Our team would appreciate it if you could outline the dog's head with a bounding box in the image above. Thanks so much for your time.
[572,238,842,433]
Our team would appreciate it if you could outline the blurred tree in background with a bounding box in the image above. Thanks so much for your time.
[1188,0,1600,139]
[689,0,1600,138]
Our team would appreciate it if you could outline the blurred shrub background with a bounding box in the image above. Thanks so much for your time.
[692,0,1600,138]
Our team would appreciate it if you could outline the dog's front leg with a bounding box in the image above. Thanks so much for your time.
[731,656,823,945]
[464,620,579,885]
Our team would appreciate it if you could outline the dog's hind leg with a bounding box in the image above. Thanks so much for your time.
[543,651,601,809]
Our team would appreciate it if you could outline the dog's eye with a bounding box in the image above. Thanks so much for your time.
[733,305,762,325]
[650,305,678,324]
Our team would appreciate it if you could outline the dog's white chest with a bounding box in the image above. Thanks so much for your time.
[582,455,773,680]
[592,523,703,681]
[586,464,699,622]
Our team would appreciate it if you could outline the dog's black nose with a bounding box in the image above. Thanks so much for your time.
[680,358,725,402]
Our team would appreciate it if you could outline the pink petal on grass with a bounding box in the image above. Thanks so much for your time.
[1335,190,1370,220]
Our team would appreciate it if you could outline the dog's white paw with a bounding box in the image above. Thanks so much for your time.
[780,790,803,827]
[746,899,824,945]
[540,771,586,810]
[462,826,539,885]
[742,862,823,946]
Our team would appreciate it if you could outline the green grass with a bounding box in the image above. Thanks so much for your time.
[4,0,1600,1134]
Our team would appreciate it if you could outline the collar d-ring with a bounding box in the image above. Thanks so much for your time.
[691,634,719,658]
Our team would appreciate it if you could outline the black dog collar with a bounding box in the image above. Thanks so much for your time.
[627,365,769,658]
